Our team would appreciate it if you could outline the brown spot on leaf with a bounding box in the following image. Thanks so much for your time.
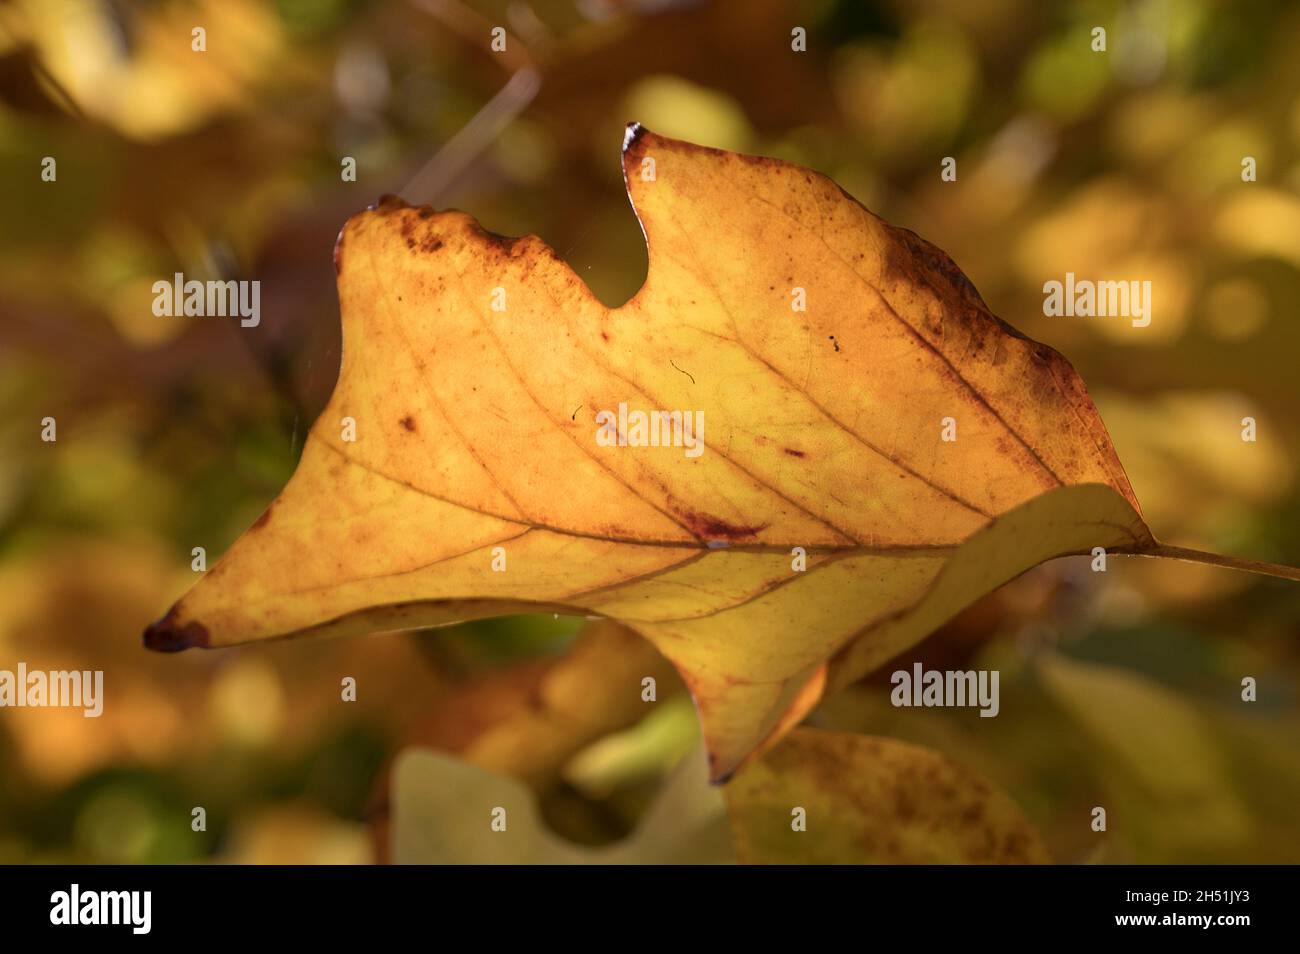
[784,448,806,458]
[681,511,766,541]
[143,606,211,652]
[401,415,417,432]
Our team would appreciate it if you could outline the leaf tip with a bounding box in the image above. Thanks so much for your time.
[622,121,648,155]
[143,606,211,653]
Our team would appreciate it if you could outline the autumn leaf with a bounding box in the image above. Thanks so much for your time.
[725,728,1049,864]
[144,125,1300,781]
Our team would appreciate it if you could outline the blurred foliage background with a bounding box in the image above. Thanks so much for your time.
[0,0,1298,863]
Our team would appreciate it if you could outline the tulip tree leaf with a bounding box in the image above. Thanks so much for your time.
[145,126,1300,781]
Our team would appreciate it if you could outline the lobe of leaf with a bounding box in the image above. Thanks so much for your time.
[142,125,1213,780]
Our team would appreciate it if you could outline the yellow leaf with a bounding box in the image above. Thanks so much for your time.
[725,728,1050,864]
[144,126,1299,781]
